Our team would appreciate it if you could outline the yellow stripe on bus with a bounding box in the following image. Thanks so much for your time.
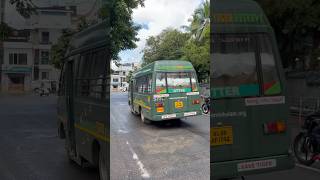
[75,123,110,142]
[133,99,151,110]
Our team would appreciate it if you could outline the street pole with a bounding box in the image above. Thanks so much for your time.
[0,0,4,92]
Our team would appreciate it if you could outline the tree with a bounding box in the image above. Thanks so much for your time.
[142,29,190,65]
[9,0,36,18]
[255,0,320,69]
[0,22,12,41]
[101,0,144,61]
[50,0,144,69]
[188,0,210,41]
[51,29,75,69]
[182,39,209,83]
[126,70,133,83]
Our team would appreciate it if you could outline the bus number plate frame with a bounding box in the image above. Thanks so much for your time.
[175,101,184,109]
[211,126,233,146]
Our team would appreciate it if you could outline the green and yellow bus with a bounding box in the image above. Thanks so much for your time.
[128,60,202,123]
[57,21,109,180]
[211,0,294,179]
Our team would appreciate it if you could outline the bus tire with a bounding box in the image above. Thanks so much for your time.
[141,110,150,124]
[99,149,109,180]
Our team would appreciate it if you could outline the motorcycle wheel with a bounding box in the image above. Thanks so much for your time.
[202,104,209,114]
[293,132,316,166]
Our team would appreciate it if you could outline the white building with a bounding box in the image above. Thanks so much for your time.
[0,6,73,93]
[111,62,140,91]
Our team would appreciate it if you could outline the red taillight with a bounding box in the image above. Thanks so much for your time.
[192,99,200,104]
[263,121,286,134]
[155,102,163,107]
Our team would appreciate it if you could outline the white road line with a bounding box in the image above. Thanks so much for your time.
[126,141,150,179]
[296,163,320,173]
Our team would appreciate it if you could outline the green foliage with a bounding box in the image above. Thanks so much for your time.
[142,29,190,66]
[255,0,320,68]
[126,70,134,83]
[101,0,144,61]
[0,22,12,41]
[189,0,210,41]
[9,0,36,18]
[182,39,210,82]
[51,0,144,69]
[51,29,75,69]
[142,1,210,82]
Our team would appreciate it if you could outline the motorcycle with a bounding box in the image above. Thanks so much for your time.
[293,111,320,166]
[201,95,210,114]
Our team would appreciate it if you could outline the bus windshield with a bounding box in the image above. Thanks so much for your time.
[156,72,198,94]
[212,33,281,98]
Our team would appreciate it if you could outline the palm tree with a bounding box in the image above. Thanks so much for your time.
[189,0,210,41]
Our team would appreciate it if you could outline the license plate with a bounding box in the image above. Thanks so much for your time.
[237,159,277,172]
[175,101,183,108]
[211,126,233,146]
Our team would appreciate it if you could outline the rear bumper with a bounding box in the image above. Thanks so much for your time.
[211,154,295,180]
[150,110,202,121]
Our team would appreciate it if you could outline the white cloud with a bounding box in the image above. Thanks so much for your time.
[119,0,202,63]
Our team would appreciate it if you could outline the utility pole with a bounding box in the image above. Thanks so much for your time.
[0,0,5,92]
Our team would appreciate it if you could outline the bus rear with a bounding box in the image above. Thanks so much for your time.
[151,61,202,121]
[211,0,294,179]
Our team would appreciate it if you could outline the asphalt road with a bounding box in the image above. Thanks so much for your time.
[110,92,210,180]
[0,94,99,180]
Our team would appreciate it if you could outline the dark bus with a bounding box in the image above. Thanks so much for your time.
[57,21,109,180]
[128,60,202,124]
[211,0,294,179]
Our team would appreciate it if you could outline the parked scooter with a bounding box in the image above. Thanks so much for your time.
[201,95,210,114]
[293,111,320,166]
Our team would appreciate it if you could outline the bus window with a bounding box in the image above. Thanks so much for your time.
[167,72,192,93]
[90,50,107,99]
[259,35,282,95]
[212,34,259,98]
[191,73,198,92]
[147,75,152,93]
[156,73,167,94]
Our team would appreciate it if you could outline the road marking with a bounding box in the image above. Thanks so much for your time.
[296,163,320,173]
[126,141,150,179]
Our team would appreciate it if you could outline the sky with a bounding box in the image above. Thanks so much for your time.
[119,0,203,64]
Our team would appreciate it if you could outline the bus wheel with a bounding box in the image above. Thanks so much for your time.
[99,149,109,180]
[141,111,150,124]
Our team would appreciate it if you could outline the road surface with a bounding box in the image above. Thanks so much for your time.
[0,94,99,180]
[110,92,210,180]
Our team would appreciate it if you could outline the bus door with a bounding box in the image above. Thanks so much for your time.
[65,60,76,154]
[212,33,291,167]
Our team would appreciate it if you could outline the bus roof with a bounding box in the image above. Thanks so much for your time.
[212,0,271,33]
[133,60,195,78]
[67,20,109,57]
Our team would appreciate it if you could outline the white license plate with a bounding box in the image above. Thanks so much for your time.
[237,159,276,172]
[161,114,176,119]
[184,112,197,116]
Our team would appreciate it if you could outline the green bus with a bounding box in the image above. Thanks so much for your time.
[128,60,202,123]
[57,21,109,180]
[211,0,294,179]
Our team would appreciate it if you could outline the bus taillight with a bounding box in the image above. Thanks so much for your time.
[192,99,200,104]
[263,121,286,134]
[156,102,164,112]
